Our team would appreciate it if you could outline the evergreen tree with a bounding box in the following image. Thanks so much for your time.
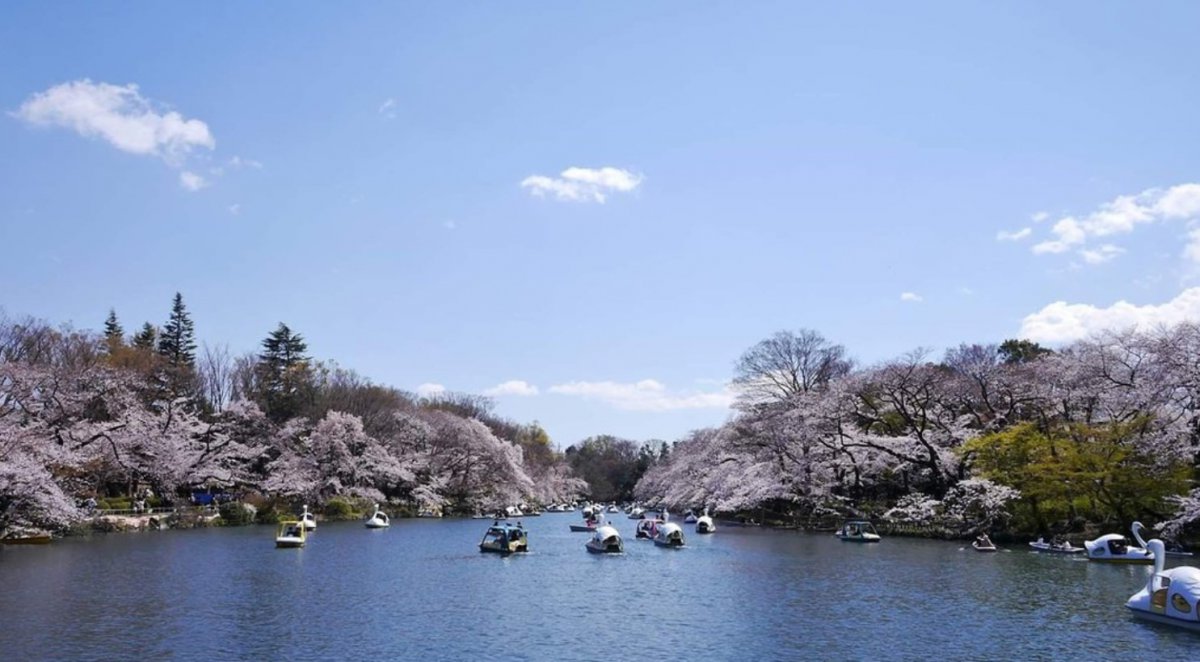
[103,309,124,343]
[103,309,124,354]
[155,293,198,398]
[256,322,312,422]
[156,293,197,369]
[132,323,158,351]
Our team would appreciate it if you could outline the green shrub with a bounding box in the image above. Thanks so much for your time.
[217,502,254,526]
[323,497,360,520]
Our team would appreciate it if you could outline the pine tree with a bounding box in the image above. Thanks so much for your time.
[156,293,197,369]
[154,293,198,398]
[102,309,125,354]
[103,309,124,343]
[132,323,158,350]
[256,322,311,422]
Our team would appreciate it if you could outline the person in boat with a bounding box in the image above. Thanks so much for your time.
[976,533,993,547]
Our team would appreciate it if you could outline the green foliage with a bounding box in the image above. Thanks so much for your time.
[566,435,650,502]
[132,322,157,351]
[997,338,1052,365]
[963,421,1188,532]
[322,497,361,519]
[103,309,124,353]
[156,293,197,368]
[217,501,254,526]
[255,322,313,423]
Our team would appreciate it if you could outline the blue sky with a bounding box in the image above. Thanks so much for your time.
[4,2,1200,446]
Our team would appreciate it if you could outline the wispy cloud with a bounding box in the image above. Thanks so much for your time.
[520,166,642,203]
[14,79,214,163]
[228,203,241,216]
[1019,287,1200,344]
[442,220,457,231]
[996,227,1032,241]
[1079,244,1124,265]
[1030,183,1200,262]
[549,379,733,412]
[900,292,923,303]
[483,380,539,397]
[179,171,208,192]
[1031,211,1050,223]
[378,98,397,120]
[228,155,262,169]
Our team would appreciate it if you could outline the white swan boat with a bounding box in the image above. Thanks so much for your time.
[365,504,390,529]
[683,510,698,524]
[696,508,716,534]
[1085,523,1153,564]
[1127,533,1200,630]
[835,520,881,543]
[299,504,317,531]
[628,507,646,520]
[586,521,624,554]
[653,522,686,548]
[275,520,306,548]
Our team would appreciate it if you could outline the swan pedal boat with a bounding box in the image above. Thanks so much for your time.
[275,520,306,548]
[1084,532,1153,565]
[1127,524,1200,631]
[835,520,881,543]
[695,514,716,534]
[299,505,317,531]
[585,525,624,554]
[479,522,528,555]
[1028,540,1084,554]
[365,504,390,529]
[653,522,686,548]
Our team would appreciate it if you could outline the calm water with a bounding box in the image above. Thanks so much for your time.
[1,515,1198,660]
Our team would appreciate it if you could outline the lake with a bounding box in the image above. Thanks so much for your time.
[1,514,1197,660]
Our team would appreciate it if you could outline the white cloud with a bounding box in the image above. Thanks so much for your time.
[958,286,975,296]
[996,227,1032,241]
[1031,211,1050,222]
[228,203,241,216]
[900,292,923,303]
[228,155,262,169]
[1079,244,1124,265]
[1032,218,1085,254]
[1184,228,1200,264]
[520,166,642,203]
[548,379,733,412]
[1019,287,1200,344]
[379,98,397,119]
[483,380,539,397]
[1030,183,1200,259]
[179,171,208,191]
[415,383,446,397]
[443,220,457,231]
[14,79,214,163]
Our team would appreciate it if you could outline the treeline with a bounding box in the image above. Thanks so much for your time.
[0,295,586,533]
[636,328,1200,540]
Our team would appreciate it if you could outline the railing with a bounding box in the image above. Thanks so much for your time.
[92,505,218,517]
